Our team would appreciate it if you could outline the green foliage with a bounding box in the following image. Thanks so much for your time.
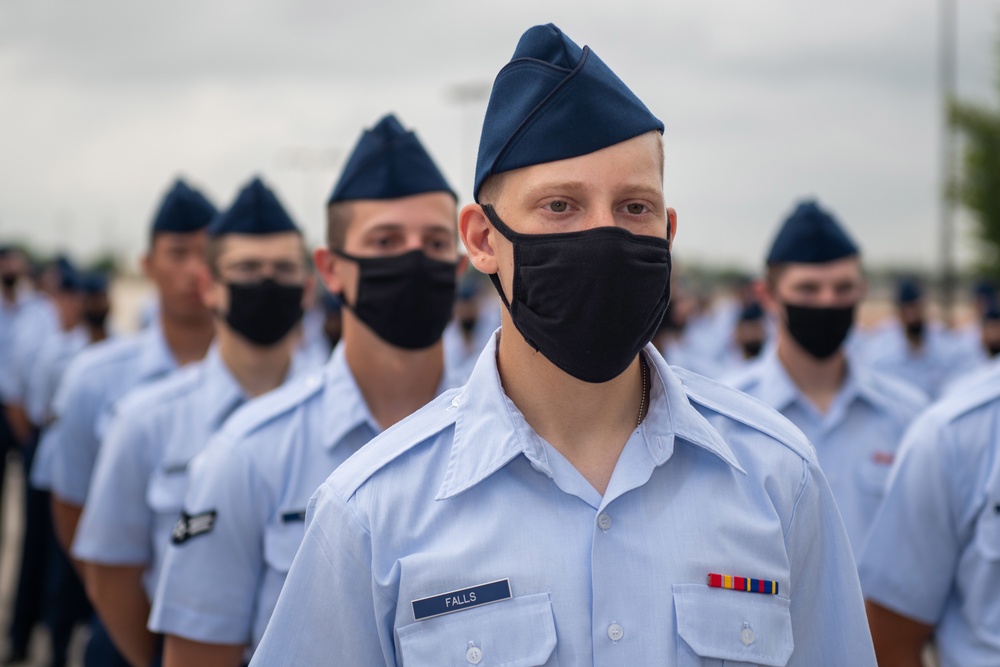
[950,93,1000,280]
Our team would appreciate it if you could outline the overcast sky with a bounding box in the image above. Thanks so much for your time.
[2,0,999,272]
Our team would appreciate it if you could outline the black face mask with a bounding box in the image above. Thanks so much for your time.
[783,303,855,360]
[458,316,477,335]
[1,273,17,289]
[904,320,925,339]
[224,279,304,347]
[82,308,109,329]
[987,343,1000,358]
[741,340,764,359]
[335,249,456,350]
[482,205,671,384]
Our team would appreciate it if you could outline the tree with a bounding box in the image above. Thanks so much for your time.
[950,72,1000,279]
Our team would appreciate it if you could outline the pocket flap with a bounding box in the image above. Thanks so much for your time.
[146,466,189,513]
[397,592,556,666]
[263,518,305,573]
[674,584,793,666]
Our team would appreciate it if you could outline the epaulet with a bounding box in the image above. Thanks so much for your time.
[218,367,329,440]
[328,389,462,499]
[863,370,929,416]
[59,335,145,396]
[925,371,1000,427]
[672,366,814,462]
[112,364,201,416]
[68,335,144,375]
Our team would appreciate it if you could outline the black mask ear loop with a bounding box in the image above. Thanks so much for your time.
[481,204,517,311]
[328,248,359,313]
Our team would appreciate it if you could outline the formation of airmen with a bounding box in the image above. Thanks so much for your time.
[0,22,999,667]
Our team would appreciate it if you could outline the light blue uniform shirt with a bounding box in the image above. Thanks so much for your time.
[148,345,458,651]
[25,326,90,426]
[859,362,1000,667]
[860,321,980,400]
[31,324,177,503]
[251,336,875,666]
[0,291,43,381]
[71,347,312,598]
[0,295,58,406]
[726,350,927,558]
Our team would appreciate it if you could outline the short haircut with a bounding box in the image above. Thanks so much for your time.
[326,201,355,251]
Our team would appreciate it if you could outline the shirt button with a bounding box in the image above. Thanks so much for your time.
[452,395,462,407]
[466,646,482,664]
[607,623,624,641]
[741,625,755,646]
[597,512,612,530]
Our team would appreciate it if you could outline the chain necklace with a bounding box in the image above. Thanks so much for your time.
[637,355,649,428]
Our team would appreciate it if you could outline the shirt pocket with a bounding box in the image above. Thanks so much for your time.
[396,592,557,667]
[263,515,306,575]
[858,458,892,496]
[146,464,189,516]
[673,584,793,667]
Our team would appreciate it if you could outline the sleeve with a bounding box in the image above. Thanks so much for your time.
[41,360,103,505]
[148,437,267,645]
[784,460,877,666]
[858,414,963,624]
[249,484,394,667]
[72,406,155,565]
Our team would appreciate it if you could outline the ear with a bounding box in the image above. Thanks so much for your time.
[459,204,499,275]
[140,252,152,280]
[313,247,343,296]
[666,207,678,250]
[756,276,779,316]
[195,264,214,308]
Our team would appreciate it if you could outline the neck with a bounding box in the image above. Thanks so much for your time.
[2,287,16,305]
[160,311,214,367]
[217,325,295,398]
[496,311,643,495]
[86,324,109,343]
[342,315,444,430]
[776,331,846,413]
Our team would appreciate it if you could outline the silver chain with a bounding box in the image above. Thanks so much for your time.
[637,356,648,428]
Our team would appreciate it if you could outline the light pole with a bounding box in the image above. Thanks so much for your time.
[938,0,958,324]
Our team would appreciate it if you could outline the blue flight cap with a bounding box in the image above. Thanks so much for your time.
[983,296,1000,321]
[896,279,922,305]
[474,23,664,201]
[327,114,455,204]
[766,200,860,265]
[152,179,217,234]
[208,177,300,237]
[58,264,82,292]
[974,279,996,300]
[739,302,765,322]
[80,271,109,294]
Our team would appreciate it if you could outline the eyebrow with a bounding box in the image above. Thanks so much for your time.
[522,181,664,200]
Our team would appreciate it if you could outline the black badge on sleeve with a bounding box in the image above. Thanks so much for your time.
[171,510,217,545]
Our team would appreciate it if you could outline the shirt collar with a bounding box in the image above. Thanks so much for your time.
[752,346,885,418]
[321,344,381,450]
[437,334,743,500]
[137,321,179,383]
[201,347,250,431]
